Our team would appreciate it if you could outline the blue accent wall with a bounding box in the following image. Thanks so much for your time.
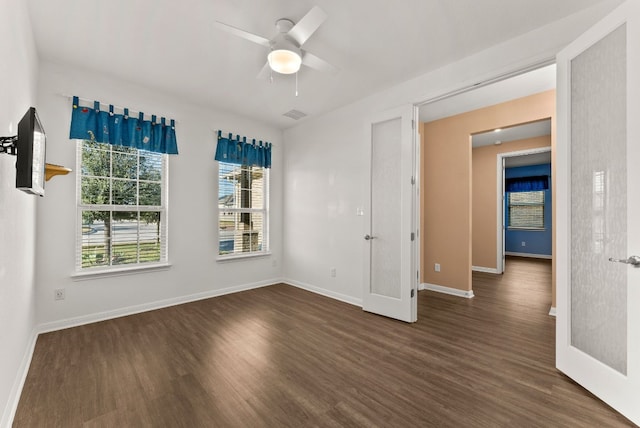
[505,163,552,256]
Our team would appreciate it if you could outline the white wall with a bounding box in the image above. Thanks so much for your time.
[0,0,39,426]
[35,62,283,328]
[282,1,621,303]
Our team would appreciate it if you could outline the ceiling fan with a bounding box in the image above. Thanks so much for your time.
[214,6,337,78]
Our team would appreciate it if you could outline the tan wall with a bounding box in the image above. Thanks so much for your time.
[472,136,551,269]
[421,90,556,302]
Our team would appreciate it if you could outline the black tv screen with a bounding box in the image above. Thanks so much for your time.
[16,107,46,196]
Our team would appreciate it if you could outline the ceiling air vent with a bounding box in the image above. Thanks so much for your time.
[283,109,307,120]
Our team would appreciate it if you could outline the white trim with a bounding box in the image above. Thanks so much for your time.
[472,266,501,274]
[497,155,506,274]
[421,283,475,299]
[549,307,557,317]
[411,105,420,323]
[216,163,270,260]
[75,141,170,273]
[285,278,363,307]
[72,262,171,280]
[414,58,556,107]
[217,251,272,262]
[497,146,552,274]
[1,328,38,428]
[505,251,552,259]
[37,279,278,334]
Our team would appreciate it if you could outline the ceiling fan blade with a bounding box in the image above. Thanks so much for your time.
[257,62,271,80]
[302,51,337,73]
[214,21,271,48]
[288,6,327,46]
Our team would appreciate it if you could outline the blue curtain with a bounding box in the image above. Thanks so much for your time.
[69,96,178,155]
[214,130,271,168]
[506,175,548,192]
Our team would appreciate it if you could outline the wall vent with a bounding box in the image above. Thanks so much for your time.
[283,109,307,120]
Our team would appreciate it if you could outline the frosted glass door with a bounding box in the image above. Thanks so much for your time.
[570,24,627,375]
[556,1,640,424]
[370,118,402,299]
[362,105,417,323]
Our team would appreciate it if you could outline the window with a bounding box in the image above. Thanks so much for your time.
[218,162,269,257]
[76,140,168,271]
[508,191,545,229]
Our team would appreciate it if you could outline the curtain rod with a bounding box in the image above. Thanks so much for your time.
[57,93,178,123]
[212,129,272,144]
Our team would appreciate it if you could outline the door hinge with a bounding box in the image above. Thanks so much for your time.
[411,232,415,241]
[412,119,415,129]
[411,289,415,298]
[411,176,415,185]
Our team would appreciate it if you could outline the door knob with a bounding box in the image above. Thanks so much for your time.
[364,234,376,241]
[608,255,640,267]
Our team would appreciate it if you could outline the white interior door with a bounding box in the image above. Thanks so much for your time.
[556,1,640,424]
[363,105,417,323]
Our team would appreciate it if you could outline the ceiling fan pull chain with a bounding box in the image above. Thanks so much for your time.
[295,71,299,97]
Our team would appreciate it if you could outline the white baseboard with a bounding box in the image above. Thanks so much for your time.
[505,252,552,260]
[548,306,557,317]
[472,266,501,274]
[1,327,38,428]
[283,278,362,307]
[421,283,474,299]
[37,279,279,334]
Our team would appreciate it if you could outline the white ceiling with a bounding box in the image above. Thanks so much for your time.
[504,151,551,168]
[420,65,556,123]
[472,119,552,148]
[27,0,612,129]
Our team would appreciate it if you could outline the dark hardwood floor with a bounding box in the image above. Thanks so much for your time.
[14,257,636,427]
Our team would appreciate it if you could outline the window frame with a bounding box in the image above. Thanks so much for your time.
[217,161,270,260]
[507,190,546,230]
[74,140,169,275]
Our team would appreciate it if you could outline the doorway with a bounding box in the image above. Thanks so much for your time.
[417,64,556,303]
[472,122,552,275]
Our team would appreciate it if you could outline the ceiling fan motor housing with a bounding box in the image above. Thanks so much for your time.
[269,19,302,74]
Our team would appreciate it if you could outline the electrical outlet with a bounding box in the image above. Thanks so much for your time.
[434,263,441,272]
[54,288,65,301]
[521,241,526,247]
[330,267,337,278]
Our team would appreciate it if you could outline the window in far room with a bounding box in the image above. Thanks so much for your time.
[218,162,269,257]
[508,190,545,229]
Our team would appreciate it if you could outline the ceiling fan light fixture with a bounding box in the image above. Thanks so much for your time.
[268,49,302,74]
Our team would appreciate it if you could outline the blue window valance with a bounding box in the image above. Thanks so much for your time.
[69,96,178,155]
[506,175,549,192]
[214,130,272,169]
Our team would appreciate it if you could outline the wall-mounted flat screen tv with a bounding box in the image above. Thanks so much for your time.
[16,107,46,196]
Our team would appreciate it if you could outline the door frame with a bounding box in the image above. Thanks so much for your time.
[415,60,555,302]
[496,146,552,274]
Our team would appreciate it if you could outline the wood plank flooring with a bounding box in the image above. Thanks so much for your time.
[14,257,636,427]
